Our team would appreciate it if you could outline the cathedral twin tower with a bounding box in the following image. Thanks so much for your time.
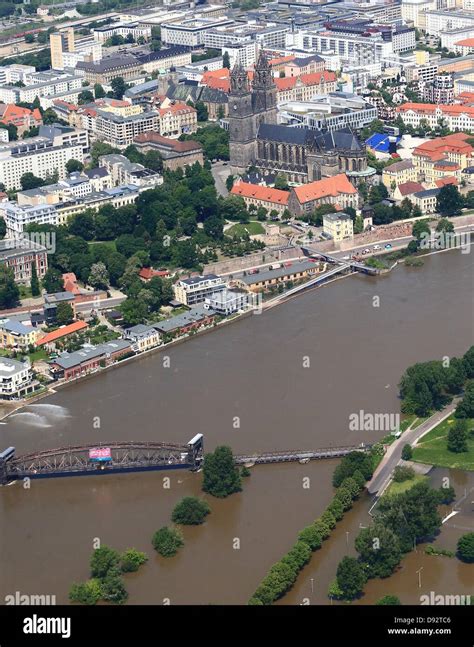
[228,51,278,173]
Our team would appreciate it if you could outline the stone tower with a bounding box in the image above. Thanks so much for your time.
[228,64,257,173]
[252,50,278,124]
[229,52,278,174]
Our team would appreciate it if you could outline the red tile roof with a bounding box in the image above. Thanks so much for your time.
[0,103,42,126]
[159,102,196,117]
[274,70,336,91]
[37,321,88,346]
[292,174,357,204]
[397,181,425,196]
[435,176,458,188]
[139,267,170,280]
[231,181,289,205]
[454,38,474,46]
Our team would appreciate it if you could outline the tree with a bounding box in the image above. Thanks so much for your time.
[274,173,289,190]
[100,569,128,604]
[368,183,388,204]
[355,523,402,578]
[111,77,127,100]
[20,172,44,191]
[463,346,474,378]
[401,444,413,461]
[377,595,401,605]
[0,217,5,239]
[69,212,95,240]
[171,497,211,525]
[152,526,184,557]
[298,524,323,550]
[56,301,74,325]
[78,89,94,104]
[88,262,109,290]
[30,263,40,297]
[69,579,102,605]
[195,100,208,122]
[0,266,19,309]
[327,497,345,521]
[120,548,148,573]
[25,33,35,43]
[455,382,474,418]
[0,123,18,141]
[94,83,106,99]
[333,451,373,487]
[90,546,120,579]
[42,267,63,293]
[436,217,454,233]
[223,51,231,68]
[437,184,464,217]
[66,159,84,173]
[120,297,148,326]
[457,532,474,563]
[202,446,242,498]
[447,419,469,453]
[336,556,366,600]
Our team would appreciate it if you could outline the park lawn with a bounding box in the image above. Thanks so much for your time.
[385,474,427,498]
[88,240,116,252]
[226,221,265,237]
[412,417,474,471]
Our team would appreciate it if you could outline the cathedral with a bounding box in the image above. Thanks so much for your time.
[228,53,369,184]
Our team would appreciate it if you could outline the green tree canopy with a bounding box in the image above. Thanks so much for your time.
[202,446,242,498]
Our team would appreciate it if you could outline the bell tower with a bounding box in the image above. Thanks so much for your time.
[228,64,258,173]
[252,51,277,123]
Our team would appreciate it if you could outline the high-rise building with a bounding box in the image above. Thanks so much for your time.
[50,28,75,71]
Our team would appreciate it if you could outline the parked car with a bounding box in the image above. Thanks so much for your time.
[385,243,393,249]
[373,245,381,250]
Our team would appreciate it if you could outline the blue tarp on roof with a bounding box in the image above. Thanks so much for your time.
[365,133,401,153]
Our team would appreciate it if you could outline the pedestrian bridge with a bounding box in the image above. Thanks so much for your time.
[302,247,379,275]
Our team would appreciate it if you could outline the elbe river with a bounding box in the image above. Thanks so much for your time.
[1,250,473,604]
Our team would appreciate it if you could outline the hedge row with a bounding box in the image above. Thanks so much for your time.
[249,462,369,605]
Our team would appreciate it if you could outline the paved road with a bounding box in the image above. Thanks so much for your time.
[367,401,459,496]
[211,161,231,197]
[75,296,126,314]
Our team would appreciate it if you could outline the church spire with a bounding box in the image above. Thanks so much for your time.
[230,63,250,94]
[252,50,274,89]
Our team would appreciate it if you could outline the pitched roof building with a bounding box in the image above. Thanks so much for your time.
[288,173,358,215]
[230,180,289,215]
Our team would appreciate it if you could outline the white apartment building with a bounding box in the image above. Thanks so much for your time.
[0,358,33,400]
[0,64,36,86]
[296,30,393,67]
[93,22,151,43]
[280,93,378,132]
[99,153,163,189]
[0,137,85,191]
[0,74,83,105]
[401,0,436,28]
[222,41,258,69]
[204,24,290,50]
[0,202,58,235]
[396,103,474,130]
[174,274,225,306]
[440,26,474,49]
[93,110,160,148]
[424,9,474,36]
[161,17,234,47]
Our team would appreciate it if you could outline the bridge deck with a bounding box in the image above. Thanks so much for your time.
[235,445,370,465]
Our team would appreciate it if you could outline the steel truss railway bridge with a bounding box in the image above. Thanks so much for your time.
[0,436,371,485]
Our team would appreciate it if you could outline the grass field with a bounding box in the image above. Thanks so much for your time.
[226,221,265,237]
[385,474,427,497]
[88,240,116,252]
[412,417,474,471]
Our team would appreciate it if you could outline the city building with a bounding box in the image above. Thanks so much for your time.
[91,109,160,148]
[288,173,358,216]
[36,320,89,351]
[174,274,225,306]
[50,28,102,71]
[423,73,455,104]
[122,324,161,352]
[152,305,216,336]
[411,133,473,185]
[322,212,354,243]
[233,259,319,293]
[99,154,163,189]
[161,17,235,48]
[49,340,132,380]
[396,102,474,131]
[382,159,418,188]
[92,22,151,43]
[43,292,76,324]
[230,180,290,216]
[203,289,251,316]
[0,319,40,349]
[0,104,42,136]
[133,133,204,171]
[0,202,58,235]
[411,187,440,213]
[157,101,197,138]
[0,238,48,283]
[0,357,34,400]
[275,71,337,103]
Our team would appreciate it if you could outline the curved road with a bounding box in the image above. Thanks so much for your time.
[367,400,459,495]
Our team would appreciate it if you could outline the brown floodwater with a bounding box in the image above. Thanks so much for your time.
[0,250,473,604]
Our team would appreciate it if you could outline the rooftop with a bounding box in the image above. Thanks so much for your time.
[37,321,88,346]
[231,181,289,205]
[292,173,357,203]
